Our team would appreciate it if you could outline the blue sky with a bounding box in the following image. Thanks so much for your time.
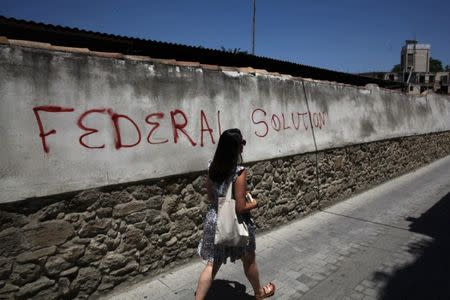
[1,0,449,73]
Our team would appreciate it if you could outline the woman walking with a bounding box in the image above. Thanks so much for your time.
[195,128,275,300]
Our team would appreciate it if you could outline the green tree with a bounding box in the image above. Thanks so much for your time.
[391,64,401,72]
[430,57,444,72]
[445,65,450,72]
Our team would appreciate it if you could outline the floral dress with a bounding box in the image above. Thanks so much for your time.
[197,166,256,264]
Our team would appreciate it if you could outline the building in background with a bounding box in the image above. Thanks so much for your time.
[401,40,430,73]
[360,40,449,95]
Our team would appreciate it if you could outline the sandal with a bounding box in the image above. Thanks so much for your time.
[255,282,276,299]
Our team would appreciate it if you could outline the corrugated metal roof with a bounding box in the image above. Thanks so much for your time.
[0,15,403,89]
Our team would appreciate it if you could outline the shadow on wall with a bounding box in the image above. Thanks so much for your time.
[373,192,450,299]
[205,279,253,300]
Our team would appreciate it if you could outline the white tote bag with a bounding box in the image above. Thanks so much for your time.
[214,183,249,247]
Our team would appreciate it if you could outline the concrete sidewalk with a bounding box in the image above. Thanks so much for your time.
[103,155,450,300]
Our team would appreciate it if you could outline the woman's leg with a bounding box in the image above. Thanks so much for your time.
[195,261,221,300]
[242,251,262,295]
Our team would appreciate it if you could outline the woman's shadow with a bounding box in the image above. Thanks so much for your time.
[205,279,254,299]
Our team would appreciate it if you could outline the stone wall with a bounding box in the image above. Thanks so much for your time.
[1,131,450,299]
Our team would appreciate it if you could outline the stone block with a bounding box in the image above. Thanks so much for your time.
[123,227,148,251]
[16,246,56,263]
[99,253,127,273]
[78,239,107,265]
[0,258,13,280]
[0,211,28,231]
[165,183,182,194]
[185,194,199,208]
[15,276,55,299]
[44,256,72,276]
[97,275,127,292]
[192,175,206,193]
[0,283,19,295]
[57,277,71,297]
[124,211,147,224]
[36,202,64,222]
[79,218,111,238]
[162,195,178,213]
[59,266,78,277]
[131,185,162,200]
[70,267,100,295]
[10,263,41,286]
[0,228,28,257]
[148,195,163,210]
[171,217,195,237]
[110,260,138,276]
[59,244,86,263]
[23,220,75,249]
[67,190,102,212]
[113,201,146,218]
[252,162,267,176]
[96,207,113,218]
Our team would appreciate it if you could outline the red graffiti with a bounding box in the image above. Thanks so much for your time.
[200,110,215,147]
[33,105,75,153]
[77,109,108,149]
[299,112,309,130]
[170,109,197,146]
[251,108,327,138]
[217,110,222,136]
[32,105,222,154]
[109,110,142,149]
[281,113,291,130]
[311,112,326,129]
[271,114,281,132]
[145,112,168,144]
[252,108,269,137]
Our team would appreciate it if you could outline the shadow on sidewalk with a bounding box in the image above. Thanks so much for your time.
[205,279,254,300]
[374,192,450,299]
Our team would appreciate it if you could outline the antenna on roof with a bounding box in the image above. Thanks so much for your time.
[252,0,256,55]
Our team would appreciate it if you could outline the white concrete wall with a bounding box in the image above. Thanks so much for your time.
[1,45,450,203]
[307,83,450,150]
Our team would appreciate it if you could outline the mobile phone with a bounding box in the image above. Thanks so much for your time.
[245,193,254,202]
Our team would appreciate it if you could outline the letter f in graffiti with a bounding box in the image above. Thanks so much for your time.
[33,105,75,153]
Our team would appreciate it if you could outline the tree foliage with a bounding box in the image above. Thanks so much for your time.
[391,64,401,72]
[429,57,444,72]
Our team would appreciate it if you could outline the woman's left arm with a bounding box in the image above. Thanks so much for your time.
[234,169,257,214]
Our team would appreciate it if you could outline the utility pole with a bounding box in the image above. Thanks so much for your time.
[252,0,256,55]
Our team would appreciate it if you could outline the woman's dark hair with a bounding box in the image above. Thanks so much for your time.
[208,128,244,183]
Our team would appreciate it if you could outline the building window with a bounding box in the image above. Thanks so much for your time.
[429,76,435,83]
[410,86,414,91]
[407,53,414,67]
[419,75,425,83]
[389,74,394,81]
[442,76,448,84]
